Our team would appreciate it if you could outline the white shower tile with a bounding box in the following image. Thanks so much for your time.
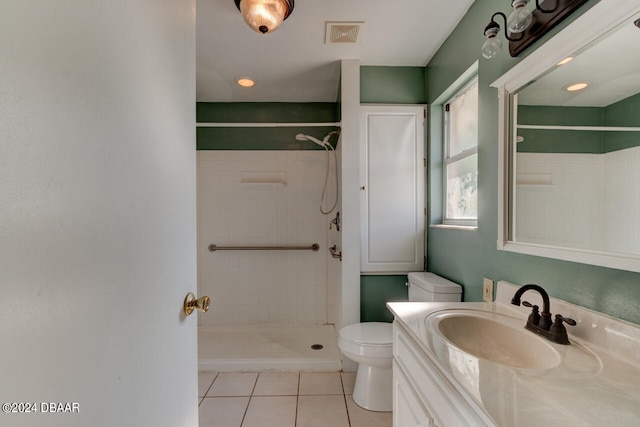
[197,151,332,327]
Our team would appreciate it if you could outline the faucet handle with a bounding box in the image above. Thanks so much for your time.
[555,314,576,326]
[522,301,541,326]
[550,314,575,345]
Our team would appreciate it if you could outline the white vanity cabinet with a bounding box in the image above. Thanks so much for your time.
[392,321,494,427]
[359,105,425,273]
[393,362,435,427]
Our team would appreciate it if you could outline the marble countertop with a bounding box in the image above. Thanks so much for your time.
[387,281,640,427]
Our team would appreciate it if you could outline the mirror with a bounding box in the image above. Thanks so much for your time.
[492,0,640,273]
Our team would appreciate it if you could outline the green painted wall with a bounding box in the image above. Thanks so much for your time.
[517,106,605,153]
[360,66,426,104]
[604,92,640,152]
[360,276,409,323]
[517,94,640,153]
[358,66,425,322]
[425,0,640,325]
[196,102,340,150]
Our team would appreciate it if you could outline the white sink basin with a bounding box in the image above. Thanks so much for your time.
[426,310,561,370]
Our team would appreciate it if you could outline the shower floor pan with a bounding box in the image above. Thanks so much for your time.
[198,325,341,372]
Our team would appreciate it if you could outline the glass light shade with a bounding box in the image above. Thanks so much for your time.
[239,0,290,34]
[507,2,533,33]
[482,36,503,59]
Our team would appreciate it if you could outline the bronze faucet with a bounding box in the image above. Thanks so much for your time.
[511,284,576,345]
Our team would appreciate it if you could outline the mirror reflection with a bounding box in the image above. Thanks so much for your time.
[512,14,640,256]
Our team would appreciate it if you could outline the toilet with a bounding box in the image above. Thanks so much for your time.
[338,272,462,411]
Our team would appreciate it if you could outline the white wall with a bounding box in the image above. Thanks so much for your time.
[0,2,197,426]
[339,59,361,371]
[516,148,640,254]
[197,150,335,326]
[604,146,640,254]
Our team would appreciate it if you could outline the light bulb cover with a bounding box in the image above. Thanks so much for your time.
[507,1,533,33]
[234,0,294,34]
[482,34,503,59]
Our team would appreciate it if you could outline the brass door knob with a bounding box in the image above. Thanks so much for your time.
[184,292,211,316]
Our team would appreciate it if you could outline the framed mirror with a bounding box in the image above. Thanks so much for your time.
[492,0,640,272]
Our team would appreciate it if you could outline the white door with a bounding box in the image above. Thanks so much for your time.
[360,105,426,273]
[0,2,198,426]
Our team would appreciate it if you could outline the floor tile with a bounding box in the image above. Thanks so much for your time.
[198,397,249,427]
[298,371,344,395]
[253,372,299,396]
[341,371,356,395]
[207,372,258,397]
[346,395,392,427]
[199,371,218,397]
[297,395,350,427]
[241,396,297,427]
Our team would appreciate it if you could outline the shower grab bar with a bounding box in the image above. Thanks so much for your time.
[197,122,341,128]
[209,243,320,252]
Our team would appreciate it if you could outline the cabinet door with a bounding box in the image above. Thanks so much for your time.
[360,105,425,273]
[393,361,436,427]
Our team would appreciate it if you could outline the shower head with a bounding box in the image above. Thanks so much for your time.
[296,130,340,148]
[295,133,325,147]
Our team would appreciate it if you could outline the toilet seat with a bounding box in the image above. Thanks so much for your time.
[338,322,392,358]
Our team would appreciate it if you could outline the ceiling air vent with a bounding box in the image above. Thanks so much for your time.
[325,22,364,44]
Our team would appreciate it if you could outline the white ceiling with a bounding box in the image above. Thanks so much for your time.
[519,12,640,107]
[196,0,476,102]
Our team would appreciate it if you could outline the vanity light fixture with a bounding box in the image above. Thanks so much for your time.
[564,82,589,92]
[482,0,588,58]
[234,0,294,34]
[507,0,534,34]
[482,12,524,59]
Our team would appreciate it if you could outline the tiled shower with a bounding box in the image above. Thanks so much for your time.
[196,149,341,370]
[516,146,640,253]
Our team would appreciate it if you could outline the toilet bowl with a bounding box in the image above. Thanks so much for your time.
[338,322,393,411]
[339,272,462,412]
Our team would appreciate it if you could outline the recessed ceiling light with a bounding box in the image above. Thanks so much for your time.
[556,56,573,66]
[564,82,589,92]
[236,77,255,87]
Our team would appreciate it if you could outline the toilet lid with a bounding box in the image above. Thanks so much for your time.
[339,322,393,345]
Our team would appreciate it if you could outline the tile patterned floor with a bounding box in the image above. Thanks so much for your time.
[199,371,392,427]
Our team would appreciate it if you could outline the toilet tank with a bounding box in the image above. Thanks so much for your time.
[407,272,462,302]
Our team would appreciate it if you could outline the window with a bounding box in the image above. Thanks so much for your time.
[443,76,478,226]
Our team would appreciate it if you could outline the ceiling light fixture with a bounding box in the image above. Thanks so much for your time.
[564,82,589,92]
[556,56,574,66]
[236,77,255,87]
[482,0,588,59]
[234,0,294,34]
